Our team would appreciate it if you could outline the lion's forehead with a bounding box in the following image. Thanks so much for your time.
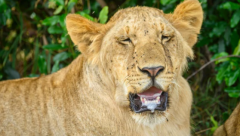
[109,7,174,33]
[110,18,175,39]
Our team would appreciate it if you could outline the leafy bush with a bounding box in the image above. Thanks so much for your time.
[1,0,240,135]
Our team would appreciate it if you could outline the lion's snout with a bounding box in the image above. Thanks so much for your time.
[139,66,164,78]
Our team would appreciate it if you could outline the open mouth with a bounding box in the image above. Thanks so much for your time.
[129,86,168,113]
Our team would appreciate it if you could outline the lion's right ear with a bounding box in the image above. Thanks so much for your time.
[66,14,103,55]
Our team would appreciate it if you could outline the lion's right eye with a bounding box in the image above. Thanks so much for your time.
[118,37,132,45]
[161,35,171,44]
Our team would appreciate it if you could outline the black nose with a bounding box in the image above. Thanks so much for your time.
[140,66,164,78]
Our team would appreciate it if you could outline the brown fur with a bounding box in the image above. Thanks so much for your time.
[0,0,203,135]
[214,103,240,136]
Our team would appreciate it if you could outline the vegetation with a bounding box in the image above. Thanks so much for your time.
[1,0,240,135]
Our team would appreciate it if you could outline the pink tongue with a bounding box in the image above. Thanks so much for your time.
[137,87,162,97]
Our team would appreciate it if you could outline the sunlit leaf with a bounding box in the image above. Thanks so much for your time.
[53,5,63,15]
[233,40,240,55]
[210,116,218,133]
[99,6,108,24]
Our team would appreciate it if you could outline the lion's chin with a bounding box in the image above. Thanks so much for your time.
[132,111,169,128]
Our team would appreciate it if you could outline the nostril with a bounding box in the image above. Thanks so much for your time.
[140,66,164,77]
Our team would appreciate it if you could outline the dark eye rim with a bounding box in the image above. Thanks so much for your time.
[162,35,171,41]
[122,38,132,43]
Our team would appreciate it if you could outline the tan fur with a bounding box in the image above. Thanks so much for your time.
[0,0,203,135]
[214,103,240,136]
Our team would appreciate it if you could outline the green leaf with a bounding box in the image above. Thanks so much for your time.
[225,69,240,86]
[42,16,60,26]
[38,55,47,74]
[53,5,63,15]
[59,13,67,27]
[51,61,60,73]
[67,0,78,12]
[210,116,218,133]
[160,0,170,5]
[47,25,63,34]
[28,74,39,77]
[43,44,68,50]
[77,11,94,21]
[209,22,227,37]
[224,87,240,98]
[55,0,64,6]
[233,40,240,55]
[212,52,229,64]
[231,10,240,28]
[220,2,240,10]
[216,62,229,83]
[53,52,70,62]
[0,74,2,80]
[99,6,108,24]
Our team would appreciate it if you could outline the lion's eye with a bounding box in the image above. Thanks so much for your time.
[162,35,171,43]
[122,38,132,43]
[118,37,132,45]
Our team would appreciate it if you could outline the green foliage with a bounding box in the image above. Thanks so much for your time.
[99,6,108,24]
[0,0,240,135]
[210,116,218,134]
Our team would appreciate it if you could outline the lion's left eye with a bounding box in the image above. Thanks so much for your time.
[122,38,132,43]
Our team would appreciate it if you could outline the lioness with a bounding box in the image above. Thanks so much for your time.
[0,0,203,135]
[214,103,240,136]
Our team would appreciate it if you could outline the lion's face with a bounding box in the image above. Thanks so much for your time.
[66,0,203,127]
[100,7,193,126]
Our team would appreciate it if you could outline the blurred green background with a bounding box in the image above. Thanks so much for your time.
[1,0,240,135]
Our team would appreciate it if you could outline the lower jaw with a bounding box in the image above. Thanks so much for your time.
[131,111,169,127]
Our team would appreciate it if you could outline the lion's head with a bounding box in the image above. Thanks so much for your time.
[66,0,203,127]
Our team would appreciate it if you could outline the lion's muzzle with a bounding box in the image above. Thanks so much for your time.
[129,86,168,113]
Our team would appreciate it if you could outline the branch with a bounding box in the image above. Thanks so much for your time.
[187,55,240,80]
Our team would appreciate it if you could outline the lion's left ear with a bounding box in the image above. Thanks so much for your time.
[66,14,104,55]
[166,0,203,47]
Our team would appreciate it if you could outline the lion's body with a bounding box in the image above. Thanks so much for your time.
[0,56,191,136]
[214,103,240,136]
[0,0,203,135]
